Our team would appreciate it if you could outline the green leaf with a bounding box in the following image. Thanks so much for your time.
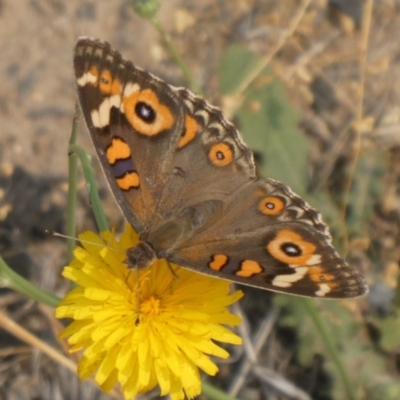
[219,44,261,94]
[274,294,400,399]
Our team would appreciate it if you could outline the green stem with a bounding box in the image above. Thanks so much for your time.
[202,382,240,400]
[0,255,60,308]
[66,102,80,262]
[150,15,204,95]
[68,144,109,233]
[302,298,357,400]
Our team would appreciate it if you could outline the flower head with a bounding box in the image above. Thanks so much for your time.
[56,225,243,399]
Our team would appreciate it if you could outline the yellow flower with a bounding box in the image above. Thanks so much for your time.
[56,225,243,400]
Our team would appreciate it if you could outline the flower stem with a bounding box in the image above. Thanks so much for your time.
[68,143,109,233]
[301,298,357,400]
[0,255,60,307]
[66,102,80,262]
[202,382,240,400]
[150,15,204,95]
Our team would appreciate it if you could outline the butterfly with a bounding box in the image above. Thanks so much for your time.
[73,37,368,299]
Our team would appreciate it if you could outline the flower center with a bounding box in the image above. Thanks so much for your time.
[140,295,161,316]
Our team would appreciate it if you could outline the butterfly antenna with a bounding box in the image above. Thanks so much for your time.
[49,229,144,323]
[45,230,125,254]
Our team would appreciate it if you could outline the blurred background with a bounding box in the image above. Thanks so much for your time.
[1,0,400,399]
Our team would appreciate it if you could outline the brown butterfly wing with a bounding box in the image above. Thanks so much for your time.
[74,38,257,235]
[74,38,186,233]
[165,178,368,298]
[74,38,368,299]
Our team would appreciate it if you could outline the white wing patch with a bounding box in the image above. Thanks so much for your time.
[77,71,97,87]
[91,95,122,128]
[272,267,308,288]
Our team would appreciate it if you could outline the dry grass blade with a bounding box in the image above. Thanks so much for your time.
[0,310,121,399]
[341,0,375,253]
[229,303,310,399]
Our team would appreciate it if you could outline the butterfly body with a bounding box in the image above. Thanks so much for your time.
[74,37,368,298]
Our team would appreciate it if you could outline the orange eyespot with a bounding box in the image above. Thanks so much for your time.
[308,266,335,284]
[259,196,285,216]
[208,143,233,167]
[266,229,317,266]
[123,88,175,136]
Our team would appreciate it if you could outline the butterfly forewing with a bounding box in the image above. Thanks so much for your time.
[74,39,185,232]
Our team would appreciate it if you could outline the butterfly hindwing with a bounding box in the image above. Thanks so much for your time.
[166,178,367,298]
